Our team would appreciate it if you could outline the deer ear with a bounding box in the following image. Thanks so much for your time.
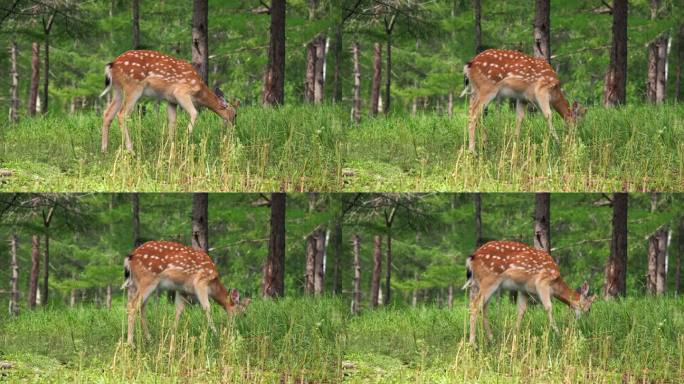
[580,281,589,296]
[230,288,240,303]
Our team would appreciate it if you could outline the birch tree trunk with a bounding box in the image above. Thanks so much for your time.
[371,43,382,116]
[10,41,19,123]
[28,235,40,309]
[28,42,39,116]
[10,235,19,316]
[351,42,361,123]
[351,234,361,315]
[370,235,382,308]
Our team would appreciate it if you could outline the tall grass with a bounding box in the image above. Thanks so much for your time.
[0,296,682,382]
[0,103,682,192]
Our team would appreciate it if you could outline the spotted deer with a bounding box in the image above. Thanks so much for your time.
[99,50,239,153]
[463,240,595,345]
[462,49,586,153]
[123,240,250,345]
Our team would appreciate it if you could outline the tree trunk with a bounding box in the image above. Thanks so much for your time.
[655,35,667,102]
[384,28,393,115]
[314,36,325,103]
[305,42,316,102]
[262,0,286,106]
[676,216,683,294]
[332,25,342,103]
[447,92,454,118]
[351,42,361,123]
[447,284,454,309]
[533,0,550,62]
[371,43,382,116]
[70,289,76,307]
[10,235,19,316]
[132,193,140,247]
[370,235,382,308]
[263,193,286,298]
[106,284,112,309]
[384,233,392,305]
[655,227,668,295]
[28,42,39,116]
[192,0,209,84]
[647,40,658,102]
[305,233,315,294]
[604,193,628,299]
[473,0,482,53]
[28,235,40,309]
[314,229,325,294]
[10,41,18,123]
[351,234,361,314]
[474,193,482,246]
[132,0,140,49]
[191,193,209,252]
[42,229,49,306]
[332,213,342,295]
[533,193,551,255]
[603,0,628,107]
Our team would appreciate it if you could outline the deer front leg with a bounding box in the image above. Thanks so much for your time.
[537,286,559,333]
[167,102,178,140]
[515,290,528,330]
[175,92,199,135]
[174,292,186,329]
[535,92,559,144]
[195,285,217,335]
[514,99,526,138]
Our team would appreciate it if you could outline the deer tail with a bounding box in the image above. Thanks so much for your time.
[99,63,113,98]
[460,63,472,98]
[121,254,131,290]
[461,254,473,290]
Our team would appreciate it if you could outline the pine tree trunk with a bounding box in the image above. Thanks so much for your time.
[192,0,209,84]
[106,284,112,309]
[351,42,361,123]
[676,216,683,294]
[305,234,315,294]
[533,193,551,255]
[533,0,551,62]
[314,36,325,103]
[132,193,140,247]
[647,231,660,295]
[351,234,361,314]
[474,193,482,246]
[10,235,19,316]
[305,42,316,102]
[43,33,49,113]
[262,0,286,106]
[371,43,382,116]
[647,40,658,102]
[28,42,39,116]
[655,227,668,295]
[655,35,667,102]
[384,32,393,115]
[332,25,342,103]
[332,214,342,295]
[191,193,209,252]
[42,229,49,306]
[473,0,481,53]
[263,193,286,298]
[132,0,140,49]
[603,0,628,106]
[28,235,40,309]
[370,235,382,308]
[384,232,392,305]
[604,193,628,298]
[314,229,325,294]
[10,41,19,123]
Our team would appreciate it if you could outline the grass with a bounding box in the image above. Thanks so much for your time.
[0,103,682,192]
[0,296,682,383]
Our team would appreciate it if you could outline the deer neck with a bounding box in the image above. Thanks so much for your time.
[551,277,580,310]
[196,86,225,116]
[210,279,237,314]
[550,90,574,123]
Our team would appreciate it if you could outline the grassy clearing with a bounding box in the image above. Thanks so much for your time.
[0,296,682,383]
[0,104,682,192]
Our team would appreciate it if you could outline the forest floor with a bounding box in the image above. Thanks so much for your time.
[0,104,682,192]
[0,296,682,383]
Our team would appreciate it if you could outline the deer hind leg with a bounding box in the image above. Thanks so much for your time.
[117,86,144,153]
[195,283,217,335]
[537,284,559,333]
[514,99,526,138]
[174,92,199,135]
[101,88,123,153]
[515,291,528,330]
[469,277,501,345]
[535,91,559,143]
